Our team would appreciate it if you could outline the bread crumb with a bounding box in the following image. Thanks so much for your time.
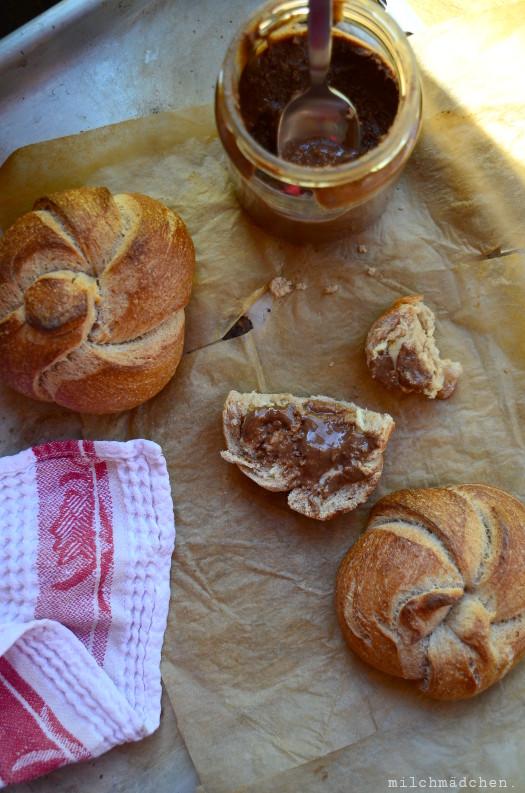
[328,361,335,367]
[269,277,293,298]
[295,281,307,291]
[323,284,339,295]
[366,267,377,277]
[357,244,368,254]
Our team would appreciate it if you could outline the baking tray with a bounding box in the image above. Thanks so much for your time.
[0,0,271,165]
[0,0,425,791]
[0,0,423,165]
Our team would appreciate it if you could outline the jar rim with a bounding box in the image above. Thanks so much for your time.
[217,0,422,188]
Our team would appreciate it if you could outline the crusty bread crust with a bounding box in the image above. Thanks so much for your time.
[365,295,462,399]
[221,390,394,521]
[0,187,194,413]
[336,484,525,699]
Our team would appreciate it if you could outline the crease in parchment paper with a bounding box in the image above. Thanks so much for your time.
[0,2,525,792]
[230,677,525,792]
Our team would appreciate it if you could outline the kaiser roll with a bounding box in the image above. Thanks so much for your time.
[0,186,194,413]
[336,484,525,700]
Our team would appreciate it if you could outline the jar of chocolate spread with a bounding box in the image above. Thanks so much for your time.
[215,0,422,242]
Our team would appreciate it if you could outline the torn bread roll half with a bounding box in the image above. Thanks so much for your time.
[220,391,394,520]
[365,295,462,399]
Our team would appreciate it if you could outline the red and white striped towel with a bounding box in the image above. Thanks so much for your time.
[0,439,175,787]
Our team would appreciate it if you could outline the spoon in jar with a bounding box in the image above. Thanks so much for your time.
[277,0,360,166]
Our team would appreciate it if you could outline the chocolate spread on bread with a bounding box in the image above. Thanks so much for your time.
[221,391,395,520]
[240,401,378,495]
[365,296,463,400]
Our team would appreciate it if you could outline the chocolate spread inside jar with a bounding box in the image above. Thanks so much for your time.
[240,402,378,495]
[239,34,399,166]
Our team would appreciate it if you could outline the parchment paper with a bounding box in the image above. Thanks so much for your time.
[1,2,525,792]
[121,245,525,793]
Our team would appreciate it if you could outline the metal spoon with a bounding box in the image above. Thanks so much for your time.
[277,0,360,166]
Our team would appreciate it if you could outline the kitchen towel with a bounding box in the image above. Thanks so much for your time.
[0,439,175,787]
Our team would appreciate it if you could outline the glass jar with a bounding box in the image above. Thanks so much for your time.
[215,0,422,243]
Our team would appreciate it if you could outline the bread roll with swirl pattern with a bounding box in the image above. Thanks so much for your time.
[0,187,194,413]
[336,485,525,699]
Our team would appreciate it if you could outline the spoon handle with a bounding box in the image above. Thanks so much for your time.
[308,0,333,87]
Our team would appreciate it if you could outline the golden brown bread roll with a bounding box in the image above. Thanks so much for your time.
[365,295,462,399]
[336,484,525,700]
[221,390,394,520]
[0,186,194,413]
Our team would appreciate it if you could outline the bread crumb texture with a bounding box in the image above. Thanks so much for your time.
[220,390,394,520]
[365,295,462,399]
[269,276,293,298]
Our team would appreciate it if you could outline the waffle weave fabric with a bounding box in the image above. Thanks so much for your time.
[0,439,175,787]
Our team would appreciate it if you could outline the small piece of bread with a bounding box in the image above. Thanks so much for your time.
[336,484,525,700]
[365,295,462,399]
[220,390,394,520]
[269,277,293,298]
